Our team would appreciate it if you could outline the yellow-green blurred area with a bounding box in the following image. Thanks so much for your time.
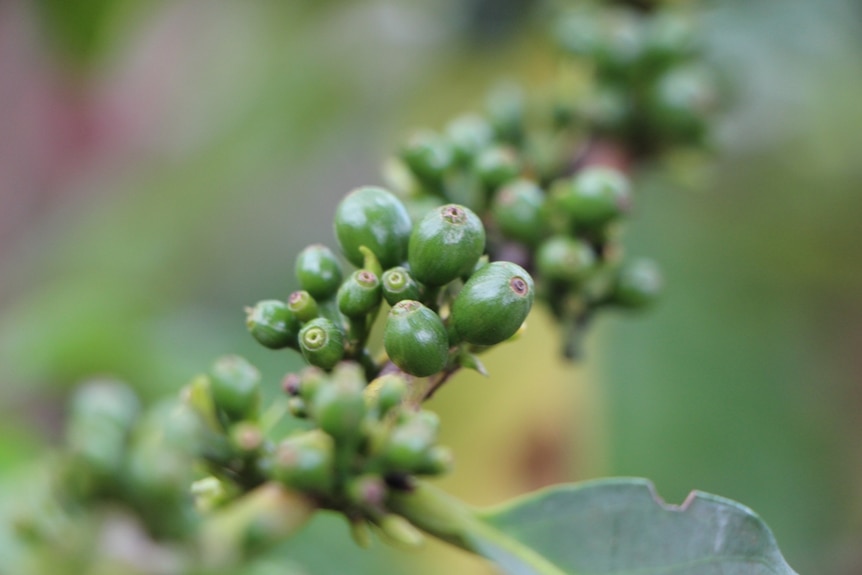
[1,0,861,573]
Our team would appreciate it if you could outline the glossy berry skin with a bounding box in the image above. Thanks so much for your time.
[381,267,422,306]
[287,290,319,323]
[337,270,382,318]
[408,205,486,287]
[611,258,662,309]
[270,430,334,494]
[451,262,534,346]
[492,179,547,247]
[400,130,454,183]
[334,186,412,269]
[247,300,299,349]
[474,146,521,190]
[209,356,261,423]
[561,167,631,229]
[536,236,597,285]
[298,318,345,371]
[383,300,449,377]
[295,244,343,301]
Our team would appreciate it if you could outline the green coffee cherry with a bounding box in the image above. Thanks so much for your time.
[611,258,662,309]
[209,356,261,423]
[229,421,264,455]
[381,266,422,306]
[379,411,438,474]
[474,146,521,190]
[646,64,716,144]
[311,369,366,442]
[451,262,534,346]
[287,290,319,323]
[400,130,454,183]
[337,270,382,318]
[297,366,328,403]
[408,204,486,287]
[584,83,632,134]
[414,445,453,476]
[445,114,494,163]
[536,236,597,284]
[561,167,631,229]
[298,318,345,370]
[247,300,299,349]
[491,179,547,246]
[383,301,449,377]
[334,186,412,269]
[592,8,642,80]
[640,11,697,70]
[486,83,524,143]
[295,244,343,301]
[270,430,334,494]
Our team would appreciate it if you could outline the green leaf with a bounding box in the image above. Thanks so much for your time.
[389,479,797,575]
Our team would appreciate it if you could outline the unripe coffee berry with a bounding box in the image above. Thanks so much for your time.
[287,290,319,323]
[474,146,521,190]
[491,179,547,247]
[562,167,631,229]
[337,270,382,318]
[209,355,261,423]
[445,114,494,163]
[295,244,343,301]
[247,300,299,349]
[298,318,345,371]
[381,266,422,305]
[408,204,486,287]
[451,262,534,346]
[383,300,449,377]
[334,186,412,269]
[270,430,334,494]
[400,130,454,183]
[536,236,596,284]
[311,373,366,442]
[611,258,663,309]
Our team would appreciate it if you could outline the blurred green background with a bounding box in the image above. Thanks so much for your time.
[1,1,861,574]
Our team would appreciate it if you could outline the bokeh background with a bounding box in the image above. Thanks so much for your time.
[1,1,861,573]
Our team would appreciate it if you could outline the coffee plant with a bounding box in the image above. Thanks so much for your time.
[8,2,799,574]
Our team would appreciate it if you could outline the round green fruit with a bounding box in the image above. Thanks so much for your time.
[383,301,449,377]
[246,300,299,349]
[536,236,596,284]
[612,258,662,309]
[209,355,261,423]
[381,266,422,306]
[491,179,546,246]
[562,167,631,229]
[270,430,334,494]
[298,318,345,371]
[334,186,412,269]
[445,114,494,163]
[400,130,454,183]
[474,146,521,190]
[295,244,343,301]
[337,270,382,318]
[451,262,534,346]
[408,204,486,287]
[287,290,319,323]
[311,372,366,442]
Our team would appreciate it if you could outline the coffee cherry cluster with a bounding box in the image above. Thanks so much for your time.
[554,4,718,153]
[247,186,535,379]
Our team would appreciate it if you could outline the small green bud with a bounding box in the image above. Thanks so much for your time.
[536,236,597,284]
[491,179,547,247]
[400,130,454,183]
[408,204,486,287]
[311,370,366,442]
[561,167,631,229]
[337,270,382,318]
[451,262,534,346]
[295,244,343,301]
[269,430,334,494]
[334,186,412,269]
[298,318,345,371]
[287,290,319,323]
[383,301,449,377]
[381,266,422,306]
[445,114,494,163]
[474,146,521,190]
[611,258,663,309]
[209,356,261,423]
[246,300,299,349]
